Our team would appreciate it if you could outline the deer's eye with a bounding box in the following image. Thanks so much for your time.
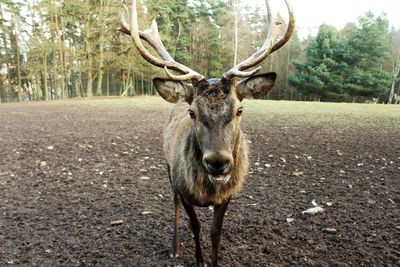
[237,107,243,117]
[188,110,196,120]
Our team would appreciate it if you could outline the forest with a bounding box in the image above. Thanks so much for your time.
[0,0,399,103]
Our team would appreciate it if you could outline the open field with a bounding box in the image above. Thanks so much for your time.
[0,97,399,266]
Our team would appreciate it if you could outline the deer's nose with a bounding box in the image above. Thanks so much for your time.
[203,152,232,176]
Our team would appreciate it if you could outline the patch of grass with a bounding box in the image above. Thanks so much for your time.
[2,96,399,130]
[243,99,400,129]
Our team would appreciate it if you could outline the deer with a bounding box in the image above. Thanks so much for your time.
[364,97,379,104]
[120,0,294,266]
[395,93,400,104]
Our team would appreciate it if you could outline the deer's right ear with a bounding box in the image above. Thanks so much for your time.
[153,78,194,104]
[236,73,277,101]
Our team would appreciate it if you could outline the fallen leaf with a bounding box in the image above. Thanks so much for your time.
[302,206,325,215]
[289,171,304,177]
[39,161,47,167]
[111,220,124,226]
[286,218,295,223]
[323,228,337,234]
[141,211,154,215]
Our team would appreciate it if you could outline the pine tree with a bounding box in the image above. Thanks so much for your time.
[289,24,344,101]
[342,12,392,101]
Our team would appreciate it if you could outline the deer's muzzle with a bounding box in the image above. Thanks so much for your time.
[203,152,233,184]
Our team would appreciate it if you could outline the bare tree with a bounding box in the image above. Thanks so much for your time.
[388,31,400,104]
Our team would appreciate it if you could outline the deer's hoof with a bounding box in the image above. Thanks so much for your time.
[169,252,179,259]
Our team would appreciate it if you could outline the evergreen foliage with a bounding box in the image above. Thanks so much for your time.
[290,12,394,102]
[0,1,398,103]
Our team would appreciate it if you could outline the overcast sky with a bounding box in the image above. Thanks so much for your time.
[246,0,400,38]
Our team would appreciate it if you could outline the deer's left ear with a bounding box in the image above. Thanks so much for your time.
[236,72,277,101]
[153,78,194,104]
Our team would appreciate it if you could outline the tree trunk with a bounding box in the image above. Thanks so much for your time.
[34,69,40,101]
[49,14,58,99]
[11,16,23,101]
[286,41,292,100]
[54,6,66,98]
[70,34,81,97]
[41,47,49,101]
[141,73,144,95]
[388,52,400,104]
[96,0,110,97]
[233,0,239,66]
[84,8,93,97]
[37,14,49,100]
[0,5,12,100]
[106,69,110,96]
[61,15,69,97]
[96,33,104,96]
[173,19,182,58]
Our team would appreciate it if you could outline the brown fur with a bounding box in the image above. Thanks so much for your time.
[155,75,276,266]
[163,100,249,206]
[395,94,400,104]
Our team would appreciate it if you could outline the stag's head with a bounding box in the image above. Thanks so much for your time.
[120,0,294,183]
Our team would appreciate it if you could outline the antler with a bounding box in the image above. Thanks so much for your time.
[120,0,204,81]
[223,0,295,80]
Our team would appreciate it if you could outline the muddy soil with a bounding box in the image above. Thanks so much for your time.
[0,98,399,266]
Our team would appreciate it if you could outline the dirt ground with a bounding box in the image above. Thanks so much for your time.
[0,97,399,267]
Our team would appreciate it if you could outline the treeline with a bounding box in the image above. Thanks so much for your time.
[0,0,399,103]
[290,14,400,103]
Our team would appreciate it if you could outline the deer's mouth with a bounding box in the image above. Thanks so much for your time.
[208,174,231,185]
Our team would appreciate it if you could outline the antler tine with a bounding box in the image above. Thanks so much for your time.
[271,0,295,53]
[223,0,295,80]
[120,0,204,81]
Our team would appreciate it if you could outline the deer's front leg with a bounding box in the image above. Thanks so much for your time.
[170,192,181,258]
[210,199,230,267]
[181,199,205,266]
